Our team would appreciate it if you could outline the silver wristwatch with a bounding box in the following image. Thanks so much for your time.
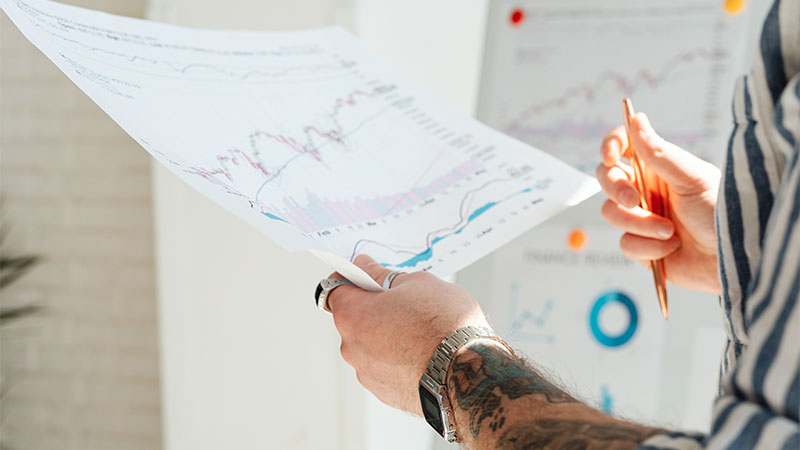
[418,325,510,443]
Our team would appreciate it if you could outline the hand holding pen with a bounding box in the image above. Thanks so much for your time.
[595,100,724,310]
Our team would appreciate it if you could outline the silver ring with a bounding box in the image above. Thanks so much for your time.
[315,278,354,313]
[382,270,406,290]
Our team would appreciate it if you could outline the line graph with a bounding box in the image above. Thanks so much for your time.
[347,177,512,262]
[2,0,598,284]
[505,48,710,133]
[480,0,744,171]
[350,173,551,268]
[184,88,381,202]
[16,0,356,82]
[266,160,481,233]
[507,281,555,343]
[509,118,704,153]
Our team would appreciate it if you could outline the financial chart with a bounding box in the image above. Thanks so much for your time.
[1,0,597,287]
[478,0,749,172]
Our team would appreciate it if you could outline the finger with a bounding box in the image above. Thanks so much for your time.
[601,126,630,167]
[325,271,369,314]
[353,254,394,287]
[601,200,675,239]
[596,163,639,208]
[629,113,717,195]
[619,233,681,261]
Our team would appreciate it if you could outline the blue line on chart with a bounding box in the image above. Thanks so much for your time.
[347,178,506,261]
[390,186,535,268]
[509,300,554,334]
[422,178,507,248]
[507,281,555,343]
[262,212,291,223]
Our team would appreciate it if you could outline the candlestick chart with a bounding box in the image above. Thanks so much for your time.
[2,0,596,278]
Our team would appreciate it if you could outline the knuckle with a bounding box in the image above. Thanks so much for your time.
[619,233,629,249]
[595,163,607,181]
[355,370,369,388]
[648,141,667,161]
[619,233,636,250]
[326,291,343,314]
[638,132,665,159]
[353,254,371,267]
[601,134,616,149]
[665,236,681,251]
[332,308,353,333]
[412,271,435,283]
[340,342,354,365]
[601,199,618,221]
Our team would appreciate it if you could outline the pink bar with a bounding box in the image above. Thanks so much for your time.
[332,201,358,223]
[351,197,373,220]
[284,199,318,232]
[343,201,365,222]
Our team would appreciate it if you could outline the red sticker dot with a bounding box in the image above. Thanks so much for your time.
[510,8,525,26]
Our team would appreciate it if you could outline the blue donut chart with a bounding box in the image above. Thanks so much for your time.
[589,291,638,348]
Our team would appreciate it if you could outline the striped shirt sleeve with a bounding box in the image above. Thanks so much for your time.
[640,80,800,450]
[640,0,800,448]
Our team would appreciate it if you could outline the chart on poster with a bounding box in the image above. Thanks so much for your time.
[478,0,750,172]
[460,0,753,433]
[0,0,598,289]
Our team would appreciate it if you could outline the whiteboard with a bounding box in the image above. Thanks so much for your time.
[454,0,763,436]
[476,0,752,171]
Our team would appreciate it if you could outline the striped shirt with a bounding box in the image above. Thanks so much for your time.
[641,0,800,448]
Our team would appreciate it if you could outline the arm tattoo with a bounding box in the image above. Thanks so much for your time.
[447,341,576,438]
[497,419,663,450]
[447,342,665,447]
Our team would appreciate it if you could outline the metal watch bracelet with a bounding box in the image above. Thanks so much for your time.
[420,325,514,443]
[425,325,511,386]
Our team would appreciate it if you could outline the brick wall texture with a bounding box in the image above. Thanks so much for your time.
[0,1,163,449]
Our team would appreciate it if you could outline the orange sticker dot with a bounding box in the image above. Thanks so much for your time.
[724,0,745,14]
[568,229,586,252]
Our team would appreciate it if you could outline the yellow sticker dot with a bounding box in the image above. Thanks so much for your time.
[724,0,745,14]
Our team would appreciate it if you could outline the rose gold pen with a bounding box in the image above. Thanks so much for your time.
[622,98,670,319]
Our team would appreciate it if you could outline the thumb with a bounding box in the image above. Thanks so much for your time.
[352,254,393,287]
[630,113,716,196]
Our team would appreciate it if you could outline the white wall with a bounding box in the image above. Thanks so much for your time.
[352,0,489,115]
[0,1,162,449]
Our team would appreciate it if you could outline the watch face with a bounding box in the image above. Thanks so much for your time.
[419,384,445,436]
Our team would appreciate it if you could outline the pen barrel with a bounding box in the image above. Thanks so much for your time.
[651,259,669,319]
[648,177,670,221]
[622,98,670,319]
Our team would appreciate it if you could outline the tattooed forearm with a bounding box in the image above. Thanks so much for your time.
[446,341,576,438]
[497,419,664,450]
[446,341,666,449]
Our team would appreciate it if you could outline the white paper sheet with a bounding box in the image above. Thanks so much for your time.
[1,0,598,290]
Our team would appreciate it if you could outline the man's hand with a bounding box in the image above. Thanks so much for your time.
[327,254,489,415]
[597,113,722,294]
[327,260,666,448]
